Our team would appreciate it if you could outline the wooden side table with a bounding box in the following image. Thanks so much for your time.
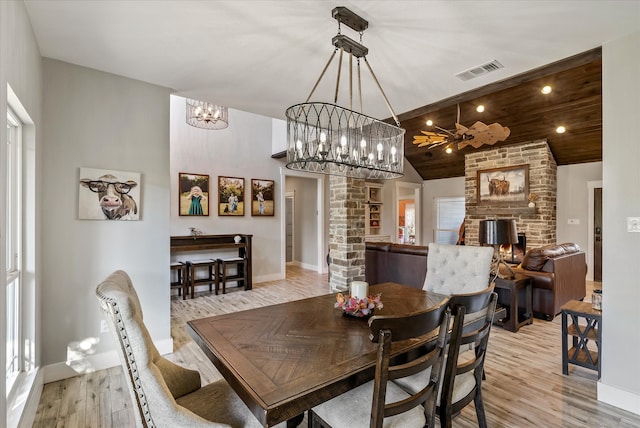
[561,300,601,377]
[493,275,533,332]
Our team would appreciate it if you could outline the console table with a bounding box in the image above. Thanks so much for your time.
[494,275,533,332]
[561,300,601,377]
[170,234,252,290]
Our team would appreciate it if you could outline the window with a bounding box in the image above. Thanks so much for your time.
[434,197,465,244]
[6,107,22,390]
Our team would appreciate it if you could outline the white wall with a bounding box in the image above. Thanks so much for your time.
[170,95,283,282]
[598,30,640,415]
[421,177,465,246]
[557,162,602,247]
[556,162,602,279]
[41,59,172,380]
[1,1,43,426]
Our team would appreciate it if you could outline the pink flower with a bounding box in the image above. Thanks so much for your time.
[335,293,383,317]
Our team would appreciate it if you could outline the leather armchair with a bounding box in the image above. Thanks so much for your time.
[511,243,587,320]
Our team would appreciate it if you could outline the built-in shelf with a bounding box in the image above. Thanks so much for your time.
[466,206,536,216]
[365,182,384,235]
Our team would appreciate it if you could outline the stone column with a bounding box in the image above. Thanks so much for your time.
[328,175,366,292]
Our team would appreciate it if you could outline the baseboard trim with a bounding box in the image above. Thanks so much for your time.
[598,380,640,416]
[43,338,173,384]
[255,272,285,283]
[290,260,319,271]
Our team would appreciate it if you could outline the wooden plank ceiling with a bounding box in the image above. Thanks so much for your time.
[397,48,602,180]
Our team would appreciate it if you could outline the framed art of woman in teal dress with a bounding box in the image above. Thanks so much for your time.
[179,173,209,216]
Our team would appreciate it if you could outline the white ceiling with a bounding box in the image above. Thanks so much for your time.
[24,1,640,121]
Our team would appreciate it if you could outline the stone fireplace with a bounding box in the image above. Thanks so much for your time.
[464,139,557,249]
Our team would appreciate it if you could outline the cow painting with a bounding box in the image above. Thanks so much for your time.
[477,164,529,205]
[488,176,510,196]
[79,168,140,220]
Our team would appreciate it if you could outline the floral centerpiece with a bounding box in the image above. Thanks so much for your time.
[335,293,383,318]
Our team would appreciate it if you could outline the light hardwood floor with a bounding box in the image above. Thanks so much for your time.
[34,266,638,427]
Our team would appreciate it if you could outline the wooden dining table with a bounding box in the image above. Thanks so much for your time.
[186,282,452,427]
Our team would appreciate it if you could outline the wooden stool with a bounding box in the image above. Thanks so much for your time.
[217,257,247,294]
[170,262,188,300]
[187,259,219,298]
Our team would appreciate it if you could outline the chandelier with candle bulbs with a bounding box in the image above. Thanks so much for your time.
[285,7,405,179]
[186,99,229,130]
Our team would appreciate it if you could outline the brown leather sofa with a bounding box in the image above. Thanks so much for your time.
[365,242,428,289]
[366,241,587,321]
[511,243,587,320]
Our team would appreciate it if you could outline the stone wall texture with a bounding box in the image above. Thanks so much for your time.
[329,176,366,292]
[464,139,557,249]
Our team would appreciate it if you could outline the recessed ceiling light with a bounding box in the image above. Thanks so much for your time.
[556,126,566,134]
[541,85,552,94]
[476,105,485,113]
[445,146,453,154]
[426,119,433,126]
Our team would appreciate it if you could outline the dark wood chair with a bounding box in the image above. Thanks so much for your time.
[217,256,247,293]
[187,259,219,298]
[309,297,452,428]
[170,261,188,300]
[439,286,498,428]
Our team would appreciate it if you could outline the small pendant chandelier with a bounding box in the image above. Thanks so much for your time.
[186,99,229,130]
[285,7,405,180]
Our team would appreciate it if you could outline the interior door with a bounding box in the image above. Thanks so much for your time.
[594,187,602,281]
[285,195,294,263]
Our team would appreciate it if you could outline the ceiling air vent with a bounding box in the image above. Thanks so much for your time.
[455,60,504,81]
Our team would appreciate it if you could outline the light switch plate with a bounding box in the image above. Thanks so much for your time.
[627,217,640,232]
[567,218,580,225]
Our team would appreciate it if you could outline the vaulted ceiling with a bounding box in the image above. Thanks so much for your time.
[22,1,637,180]
[399,49,603,180]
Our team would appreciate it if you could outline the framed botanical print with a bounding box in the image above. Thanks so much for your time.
[179,172,210,216]
[218,176,245,216]
[251,179,275,216]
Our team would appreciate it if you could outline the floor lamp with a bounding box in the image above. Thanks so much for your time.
[479,219,519,279]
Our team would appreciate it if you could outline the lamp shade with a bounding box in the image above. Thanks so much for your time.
[479,219,518,245]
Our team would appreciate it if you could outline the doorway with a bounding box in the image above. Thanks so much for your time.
[587,180,603,281]
[395,182,422,245]
[280,167,326,278]
[285,192,294,263]
[594,187,602,281]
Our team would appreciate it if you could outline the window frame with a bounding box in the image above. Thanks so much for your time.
[434,196,465,245]
[5,106,23,390]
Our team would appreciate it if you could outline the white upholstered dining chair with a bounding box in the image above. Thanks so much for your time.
[96,270,270,428]
[423,243,494,295]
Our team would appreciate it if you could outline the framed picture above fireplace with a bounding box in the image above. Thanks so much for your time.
[477,164,529,205]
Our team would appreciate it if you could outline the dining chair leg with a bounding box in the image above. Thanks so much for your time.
[439,406,453,428]
[474,389,488,428]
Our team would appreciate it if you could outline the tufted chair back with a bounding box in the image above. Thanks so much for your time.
[96,270,219,427]
[423,243,494,295]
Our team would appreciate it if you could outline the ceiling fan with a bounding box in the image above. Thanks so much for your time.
[413,104,510,150]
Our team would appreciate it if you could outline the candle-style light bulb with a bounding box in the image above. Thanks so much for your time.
[377,143,384,161]
[338,136,348,160]
[318,132,327,156]
[360,138,367,161]
[296,140,303,159]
